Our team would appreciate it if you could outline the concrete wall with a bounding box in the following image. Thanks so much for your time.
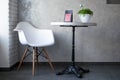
[18,0,120,62]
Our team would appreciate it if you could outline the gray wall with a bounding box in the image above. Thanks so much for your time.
[18,0,120,62]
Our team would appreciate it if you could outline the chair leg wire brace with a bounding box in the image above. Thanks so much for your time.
[17,46,55,76]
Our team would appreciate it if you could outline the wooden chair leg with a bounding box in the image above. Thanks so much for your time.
[32,48,36,76]
[42,48,55,72]
[17,47,28,70]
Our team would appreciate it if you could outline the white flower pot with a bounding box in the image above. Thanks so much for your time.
[79,14,92,23]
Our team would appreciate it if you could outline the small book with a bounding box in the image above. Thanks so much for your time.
[64,10,73,22]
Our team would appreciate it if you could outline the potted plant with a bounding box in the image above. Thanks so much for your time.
[77,5,93,23]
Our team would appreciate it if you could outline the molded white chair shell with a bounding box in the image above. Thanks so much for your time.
[14,22,55,47]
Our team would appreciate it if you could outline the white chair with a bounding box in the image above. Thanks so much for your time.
[14,22,55,75]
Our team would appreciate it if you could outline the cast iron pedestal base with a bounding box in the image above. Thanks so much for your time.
[56,65,89,78]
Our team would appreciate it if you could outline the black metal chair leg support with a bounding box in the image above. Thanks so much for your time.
[56,26,89,78]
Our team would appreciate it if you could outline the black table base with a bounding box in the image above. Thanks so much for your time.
[56,64,89,78]
[57,26,89,78]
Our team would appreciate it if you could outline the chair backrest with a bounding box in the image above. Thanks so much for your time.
[14,22,30,45]
[14,22,55,47]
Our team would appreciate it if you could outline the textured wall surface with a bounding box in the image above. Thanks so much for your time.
[9,0,18,66]
[18,0,120,62]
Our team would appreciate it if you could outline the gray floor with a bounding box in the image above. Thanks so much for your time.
[0,63,120,80]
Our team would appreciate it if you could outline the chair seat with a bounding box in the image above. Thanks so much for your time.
[25,29,54,47]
